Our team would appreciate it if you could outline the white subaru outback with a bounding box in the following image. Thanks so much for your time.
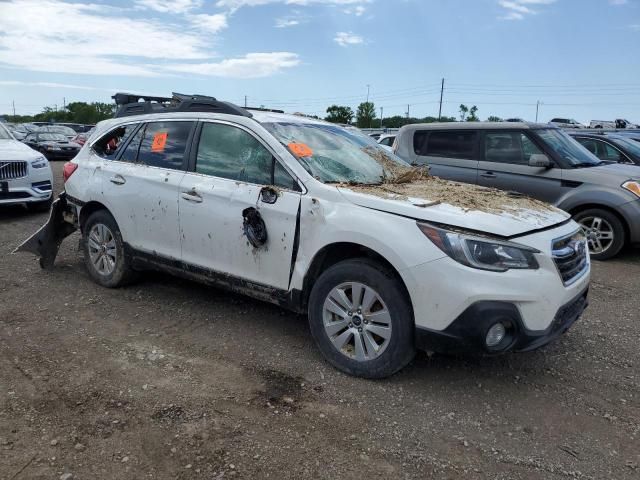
[18,93,590,378]
[0,122,53,211]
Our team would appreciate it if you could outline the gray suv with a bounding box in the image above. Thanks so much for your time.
[394,122,640,260]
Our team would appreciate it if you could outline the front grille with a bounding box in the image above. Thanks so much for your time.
[0,161,28,180]
[552,231,588,285]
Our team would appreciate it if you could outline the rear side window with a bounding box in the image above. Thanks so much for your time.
[196,122,298,189]
[414,131,477,159]
[93,124,137,159]
[136,121,193,170]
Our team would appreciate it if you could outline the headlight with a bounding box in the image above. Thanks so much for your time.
[46,146,61,151]
[31,157,48,169]
[418,223,540,272]
[622,180,640,198]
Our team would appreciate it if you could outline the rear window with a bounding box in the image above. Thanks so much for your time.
[414,130,477,159]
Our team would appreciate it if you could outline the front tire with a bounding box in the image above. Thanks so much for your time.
[574,208,625,260]
[82,210,136,287]
[308,259,415,379]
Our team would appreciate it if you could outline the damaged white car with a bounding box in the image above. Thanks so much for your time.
[17,93,590,378]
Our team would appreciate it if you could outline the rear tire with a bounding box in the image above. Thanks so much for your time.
[308,258,415,379]
[573,208,625,260]
[82,210,136,287]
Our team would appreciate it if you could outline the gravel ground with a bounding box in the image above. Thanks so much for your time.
[1,162,638,480]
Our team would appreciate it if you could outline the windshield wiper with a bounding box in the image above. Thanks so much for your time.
[572,161,603,168]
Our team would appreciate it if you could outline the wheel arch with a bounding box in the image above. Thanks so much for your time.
[79,200,111,232]
[568,203,629,243]
[300,242,414,316]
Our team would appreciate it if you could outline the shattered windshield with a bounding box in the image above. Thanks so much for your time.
[262,122,411,184]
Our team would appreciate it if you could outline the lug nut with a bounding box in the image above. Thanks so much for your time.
[348,311,353,317]
[363,319,368,324]
[348,323,353,328]
[358,327,363,333]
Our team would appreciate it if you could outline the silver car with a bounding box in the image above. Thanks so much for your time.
[394,122,640,260]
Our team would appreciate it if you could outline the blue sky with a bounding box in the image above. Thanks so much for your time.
[0,0,639,123]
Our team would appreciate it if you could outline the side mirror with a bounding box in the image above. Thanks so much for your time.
[529,154,551,168]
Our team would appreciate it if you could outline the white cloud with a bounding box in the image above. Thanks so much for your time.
[498,0,557,20]
[276,18,301,27]
[334,31,364,46]
[344,5,366,15]
[135,0,203,13]
[610,0,628,5]
[215,0,370,12]
[162,52,301,78]
[0,0,298,79]
[189,13,229,33]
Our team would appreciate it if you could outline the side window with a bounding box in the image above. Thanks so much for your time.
[420,131,477,159]
[602,143,622,162]
[576,138,598,156]
[380,137,394,146]
[137,121,193,170]
[119,125,145,163]
[196,122,299,189]
[520,133,544,162]
[93,124,137,159]
[484,132,543,164]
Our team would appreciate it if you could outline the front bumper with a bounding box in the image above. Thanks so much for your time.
[618,199,640,245]
[0,166,53,206]
[415,288,588,354]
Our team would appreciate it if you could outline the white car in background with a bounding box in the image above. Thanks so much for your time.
[0,123,53,212]
[549,118,585,129]
[18,93,590,378]
[377,133,396,152]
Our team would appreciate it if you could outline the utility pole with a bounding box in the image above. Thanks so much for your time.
[406,104,410,119]
[366,84,370,103]
[535,100,542,122]
[438,78,445,121]
[63,97,66,110]
[380,106,383,128]
[244,95,247,108]
[12,100,16,117]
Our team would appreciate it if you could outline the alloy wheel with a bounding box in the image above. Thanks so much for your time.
[578,216,614,254]
[322,282,392,362]
[87,223,117,276]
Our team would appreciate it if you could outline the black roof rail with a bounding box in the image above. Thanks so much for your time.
[245,107,285,114]
[112,92,253,119]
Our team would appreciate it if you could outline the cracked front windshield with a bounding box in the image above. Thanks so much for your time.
[262,122,411,184]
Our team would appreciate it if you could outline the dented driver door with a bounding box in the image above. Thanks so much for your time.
[178,121,301,290]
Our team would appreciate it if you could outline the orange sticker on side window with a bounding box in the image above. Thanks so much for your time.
[288,142,313,157]
[151,132,168,152]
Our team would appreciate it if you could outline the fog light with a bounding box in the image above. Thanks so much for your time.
[486,323,506,347]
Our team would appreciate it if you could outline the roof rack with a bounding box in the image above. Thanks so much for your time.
[245,107,285,114]
[112,92,253,119]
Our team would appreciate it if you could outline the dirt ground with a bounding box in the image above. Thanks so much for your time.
[1,162,639,480]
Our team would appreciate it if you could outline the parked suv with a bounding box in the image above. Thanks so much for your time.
[394,122,640,260]
[18,94,590,378]
[549,118,585,129]
[0,123,53,211]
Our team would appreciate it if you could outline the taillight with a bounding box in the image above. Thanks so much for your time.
[63,162,78,183]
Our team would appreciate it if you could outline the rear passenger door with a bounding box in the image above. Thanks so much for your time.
[477,131,564,203]
[412,130,479,185]
[178,120,301,290]
[97,120,194,259]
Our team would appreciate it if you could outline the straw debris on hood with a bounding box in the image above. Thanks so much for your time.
[347,147,558,215]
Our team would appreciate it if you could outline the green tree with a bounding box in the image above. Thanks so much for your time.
[356,102,376,128]
[487,115,502,122]
[459,104,469,122]
[325,105,354,124]
[467,105,479,122]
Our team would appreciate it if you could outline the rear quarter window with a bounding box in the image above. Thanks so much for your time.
[414,130,477,159]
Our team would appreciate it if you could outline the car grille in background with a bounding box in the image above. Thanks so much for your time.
[552,231,589,285]
[0,161,28,180]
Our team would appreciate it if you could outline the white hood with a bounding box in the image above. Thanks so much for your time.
[337,187,570,237]
[0,139,41,160]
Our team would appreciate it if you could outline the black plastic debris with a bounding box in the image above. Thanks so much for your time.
[242,207,268,248]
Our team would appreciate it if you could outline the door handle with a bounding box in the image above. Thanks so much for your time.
[181,189,203,203]
[109,175,126,185]
[480,172,497,179]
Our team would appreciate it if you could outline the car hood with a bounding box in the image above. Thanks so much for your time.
[565,162,640,184]
[337,182,570,237]
[0,139,40,159]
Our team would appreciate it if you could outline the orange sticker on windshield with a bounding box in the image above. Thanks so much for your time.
[151,132,168,152]
[288,142,313,157]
